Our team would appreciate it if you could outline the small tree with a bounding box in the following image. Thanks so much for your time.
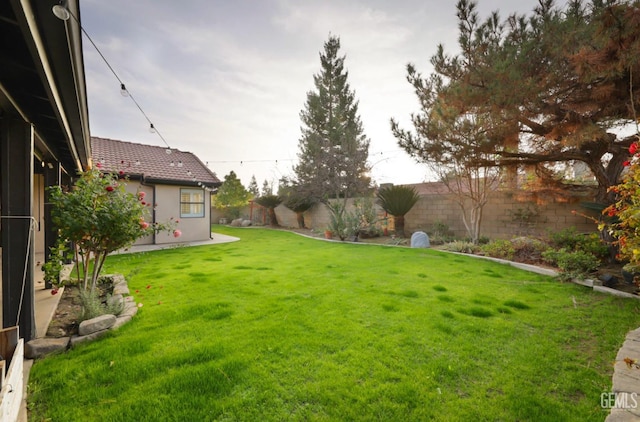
[255,194,282,227]
[248,175,260,197]
[48,168,176,293]
[261,179,273,196]
[376,185,420,238]
[212,171,252,220]
[279,178,316,229]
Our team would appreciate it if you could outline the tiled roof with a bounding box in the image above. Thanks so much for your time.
[91,137,221,187]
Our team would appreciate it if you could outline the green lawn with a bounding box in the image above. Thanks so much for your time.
[28,227,640,421]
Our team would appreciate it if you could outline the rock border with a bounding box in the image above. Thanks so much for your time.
[25,274,138,359]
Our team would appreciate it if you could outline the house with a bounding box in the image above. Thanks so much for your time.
[0,0,90,341]
[91,137,222,244]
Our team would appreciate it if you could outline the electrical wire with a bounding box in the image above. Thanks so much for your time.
[64,8,172,150]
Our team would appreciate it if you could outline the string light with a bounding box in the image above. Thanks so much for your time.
[52,1,70,20]
[52,4,172,152]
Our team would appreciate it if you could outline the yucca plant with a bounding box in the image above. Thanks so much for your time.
[255,194,283,227]
[376,185,420,237]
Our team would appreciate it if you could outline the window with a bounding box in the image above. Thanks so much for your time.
[180,188,205,218]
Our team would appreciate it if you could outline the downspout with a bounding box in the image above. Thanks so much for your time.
[140,177,157,245]
[209,189,213,239]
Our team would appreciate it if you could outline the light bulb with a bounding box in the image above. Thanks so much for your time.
[120,83,129,97]
[52,2,70,21]
[149,123,156,133]
[177,161,183,167]
[166,148,172,155]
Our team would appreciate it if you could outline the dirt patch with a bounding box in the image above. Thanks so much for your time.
[47,286,82,338]
[46,280,117,338]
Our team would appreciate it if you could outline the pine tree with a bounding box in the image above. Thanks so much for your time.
[248,175,259,197]
[261,180,272,196]
[212,171,251,219]
[392,0,640,203]
[294,35,371,203]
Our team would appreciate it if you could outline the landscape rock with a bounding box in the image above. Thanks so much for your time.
[241,219,252,227]
[410,231,430,248]
[120,301,138,318]
[25,337,70,359]
[113,315,132,330]
[102,274,129,295]
[78,314,116,336]
[70,330,109,347]
[231,218,243,227]
[108,294,124,308]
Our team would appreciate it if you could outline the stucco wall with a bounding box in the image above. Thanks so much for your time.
[126,182,212,245]
[213,189,600,240]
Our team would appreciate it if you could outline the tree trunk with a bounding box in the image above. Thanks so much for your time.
[394,215,406,238]
[295,212,306,229]
[268,208,279,227]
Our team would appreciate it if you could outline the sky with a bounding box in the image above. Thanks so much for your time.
[79,0,562,188]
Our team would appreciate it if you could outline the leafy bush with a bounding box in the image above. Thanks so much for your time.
[542,249,599,281]
[547,227,609,263]
[441,241,479,254]
[576,233,610,260]
[548,227,584,250]
[479,239,516,260]
[428,221,454,245]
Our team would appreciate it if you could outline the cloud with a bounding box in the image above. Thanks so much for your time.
[81,0,552,187]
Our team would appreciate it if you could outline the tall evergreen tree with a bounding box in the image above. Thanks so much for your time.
[294,35,371,203]
[247,175,259,197]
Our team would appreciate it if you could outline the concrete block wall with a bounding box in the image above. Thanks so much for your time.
[212,189,601,240]
[404,190,599,240]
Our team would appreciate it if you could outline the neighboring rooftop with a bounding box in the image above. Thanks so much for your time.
[91,137,221,187]
[403,182,452,195]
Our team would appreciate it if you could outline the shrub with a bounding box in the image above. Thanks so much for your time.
[547,227,583,249]
[441,241,479,254]
[510,237,549,263]
[542,248,599,282]
[479,239,515,260]
[576,233,610,260]
[78,289,124,321]
[429,221,454,245]
[547,227,606,255]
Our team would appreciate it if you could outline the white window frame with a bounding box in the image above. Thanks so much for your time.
[180,188,205,218]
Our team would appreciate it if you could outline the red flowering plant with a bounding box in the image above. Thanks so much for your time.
[602,139,640,272]
[48,167,178,293]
